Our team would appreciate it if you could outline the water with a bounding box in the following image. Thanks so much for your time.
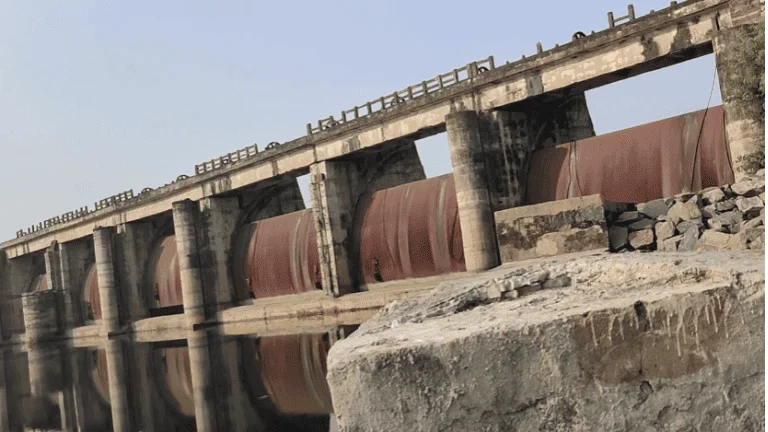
[0,324,358,431]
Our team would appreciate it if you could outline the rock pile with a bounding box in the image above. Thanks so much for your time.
[609,170,765,252]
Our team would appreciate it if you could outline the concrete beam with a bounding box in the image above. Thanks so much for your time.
[0,0,726,258]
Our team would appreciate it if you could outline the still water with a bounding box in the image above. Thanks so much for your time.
[1,325,358,431]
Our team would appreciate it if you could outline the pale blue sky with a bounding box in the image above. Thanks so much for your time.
[0,0,721,241]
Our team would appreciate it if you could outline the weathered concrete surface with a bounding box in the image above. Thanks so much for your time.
[495,195,608,262]
[327,250,764,432]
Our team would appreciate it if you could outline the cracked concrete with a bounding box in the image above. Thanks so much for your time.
[327,250,764,431]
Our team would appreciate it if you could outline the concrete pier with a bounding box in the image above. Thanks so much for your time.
[198,196,241,307]
[93,227,122,335]
[311,140,426,296]
[446,110,500,272]
[714,22,765,180]
[173,200,208,325]
[58,239,92,327]
[114,221,157,321]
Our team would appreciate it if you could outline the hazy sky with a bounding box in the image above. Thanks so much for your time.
[0,0,721,241]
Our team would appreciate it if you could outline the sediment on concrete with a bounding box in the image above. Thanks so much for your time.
[327,251,765,432]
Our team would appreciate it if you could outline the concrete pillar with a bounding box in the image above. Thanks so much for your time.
[311,139,425,296]
[310,160,359,297]
[93,227,121,335]
[115,221,157,320]
[172,200,208,326]
[187,331,218,432]
[446,110,500,272]
[22,290,60,345]
[58,240,92,327]
[199,196,241,307]
[714,23,765,180]
[104,339,132,432]
[483,110,533,211]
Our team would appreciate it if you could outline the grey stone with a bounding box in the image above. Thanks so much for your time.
[736,196,764,214]
[636,199,670,219]
[757,168,765,177]
[701,187,726,204]
[628,229,654,249]
[674,192,695,201]
[657,235,683,252]
[707,218,728,232]
[700,205,718,219]
[740,214,764,230]
[694,230,734,251]
[677,225,700,252]
[677,219,703,233]
[749,232,765,250]
[615,211,641,224]
[716,200,737,212]
[708,210,743,231]
[654,221,676,242]
[667,201,701,224]
[727,227,764,250]
[761,192,766,202]
[730,178,765,197]
[608,226,628,250]
[687,194,704,207]
[628,218,655,231]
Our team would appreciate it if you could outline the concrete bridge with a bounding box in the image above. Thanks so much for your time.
[0,0,763,430]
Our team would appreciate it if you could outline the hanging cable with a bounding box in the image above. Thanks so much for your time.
[688,65,719,191]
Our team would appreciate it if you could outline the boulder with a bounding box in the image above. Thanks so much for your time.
[701,187,726,204]
[701,205,718,219]
[694,230,734,251]
[608,226,629,251]
[756,168,765,177]
[736,196,764,215]
[708,211,743,232]
[327,252,765,432]
[495,195,609,263]
[730,178,765,197]
[716,200,737,212]
[628,218,655,231]
[657,235,683,252]
[677,219,703,233]
[628,229,654,249]
[654,221,676,242]
[677,225,700,252]
[615,211,641,225]
[636,199,670,219]
[740,215,764,230]
[668,201,701,224]
[749,233,765,250]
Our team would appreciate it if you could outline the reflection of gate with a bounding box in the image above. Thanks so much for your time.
[526,106,733,204]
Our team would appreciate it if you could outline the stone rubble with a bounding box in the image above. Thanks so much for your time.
[608,172,765,252]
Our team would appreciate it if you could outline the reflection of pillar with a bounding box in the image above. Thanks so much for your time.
[172,200,208,326]
[1,351,24,432]
[104,339,132,432]
[446,111,500,272]
[93,227,121,335]
[187,331,217,432]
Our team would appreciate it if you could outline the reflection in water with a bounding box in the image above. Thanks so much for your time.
[11,329,351,430]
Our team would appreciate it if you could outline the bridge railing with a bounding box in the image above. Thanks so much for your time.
[307,56,496,135]
[194,143,260,175]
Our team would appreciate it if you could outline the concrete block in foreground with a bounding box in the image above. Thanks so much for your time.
[494,194,608,262]
[327,251,764,432]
